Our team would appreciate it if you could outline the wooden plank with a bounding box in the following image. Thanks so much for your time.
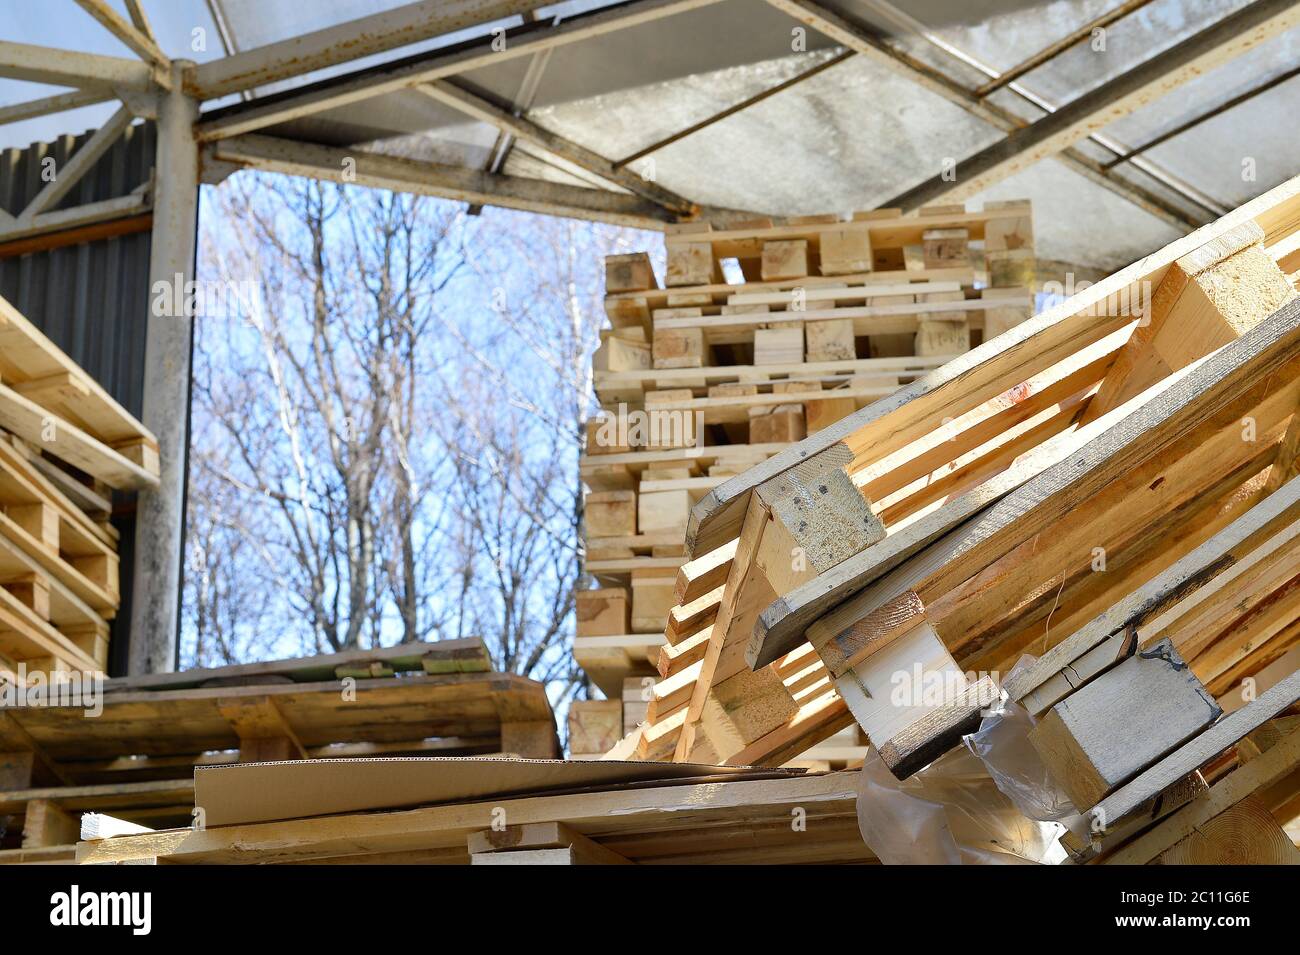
[752,325,1136,667]
[1007,473,1300,707]
[0,383,157,490]
[76,771,865,865]
[0,294,156,450]
[103,637,490,692]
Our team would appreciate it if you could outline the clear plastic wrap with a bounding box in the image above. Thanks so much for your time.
[855,657,1073,864]
[856,745,1068,865]
[966,699,1077,822]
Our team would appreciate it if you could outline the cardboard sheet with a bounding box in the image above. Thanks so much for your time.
[194,757,802,826]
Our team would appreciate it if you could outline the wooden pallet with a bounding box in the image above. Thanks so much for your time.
[0,639,556,795]
[0,295,158,490]
[634,174,1300,770]
[0,435,120,676]
[75,769,870,865]
[579,201,1036,707]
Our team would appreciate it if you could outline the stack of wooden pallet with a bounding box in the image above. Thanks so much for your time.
[572,201,1037,755]
[622,172,1300,862]
[0,295,159,680]
[0,637,558,863]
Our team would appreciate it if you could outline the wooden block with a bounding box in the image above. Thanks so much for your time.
[72,553,118,599]
[806,393,858,434]
[605,252,656,293]
[7,503,58,553]
[915,319,970,357]
[753,327,803,366]
[631,568,676,633]
[877,676,998,778]
[238,737,299,762]
[641,466,693,481]
[567,699,623,755]
[62,626,109,670]
[593,330,650,373]
[805,318,856,362]
[623,675,655,732]
[111,438,160,478]
[985,247,1036,288]
[638,488,691,536]
[984,209,1034,253]
[585,490,636,538]
[820,228,872,276]
[585,416,629,454]
[500,719,559,759]
[575,587,629,637]
[605,294,649,327]
[710,665,798,742]
[1084,222,1298,423]
[666,291,712,307]
[922,228,968,269]
[761,240,808,281]
[867,293,915,358]
[759,459,886,592]
[0,751,35,789]
[749,405,805,444]
[666,243,715,287]
[582,463,634,491]
[981,287,1033,339]
[653,326,705,369]
[644,388,694,405]
[469,822,630,864]
[623,675,656,702]
[22,798,79,848]
[773,379,821,397]
[643,389,699,449]
[1028,638,1221,811]
[834,618,973,775]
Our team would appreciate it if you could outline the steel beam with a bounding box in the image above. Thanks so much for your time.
[0,89,112,127]
[130,62,200,675]
[0,194,149,244]
[416,80,698,215]
[210,134,681,229]
[19,105,134,220]
[125,0,159,44]
[885,0,1300,210]
[194,0,728,141]
[75,0,170,70]
[190,0,546,99]
[0,40,154,91]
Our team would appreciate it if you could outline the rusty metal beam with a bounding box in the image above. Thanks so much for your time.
[763,0,1203,230]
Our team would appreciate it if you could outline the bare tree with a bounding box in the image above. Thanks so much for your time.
[183,170,654,704]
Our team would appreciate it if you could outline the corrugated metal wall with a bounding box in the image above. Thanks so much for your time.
[0,121,156,676]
